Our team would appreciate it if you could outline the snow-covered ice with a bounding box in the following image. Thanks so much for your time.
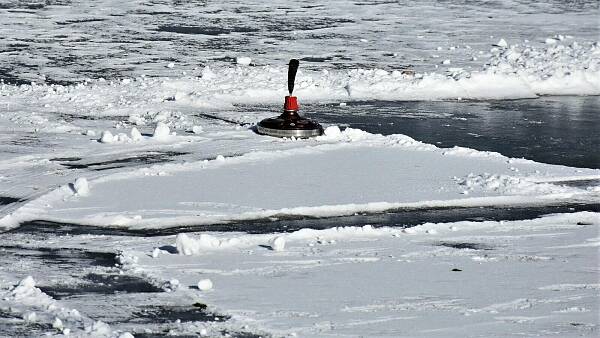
[0,0,598,336]
[3,127,597,230]
[116,212,599,337]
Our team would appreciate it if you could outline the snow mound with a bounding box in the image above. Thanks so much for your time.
[270,236,286,252]
[130,127,142,141]
[236,56,252,65]
[152,122,171,140]
[1,39,597,116]
[164,212,600,255]
[454,173,579,195]
[72,177,90,196]
[176,233,242,255]
[197,279,214,291]
[9,276,50,304]
[99,130,140,144]
[99,130,114,143]
[316,126,371,142]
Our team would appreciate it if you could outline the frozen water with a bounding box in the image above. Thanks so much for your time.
[0,0,598,84]
[0,1,598,337]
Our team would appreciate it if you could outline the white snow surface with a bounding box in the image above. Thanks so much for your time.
[116,212,600,337]
[0,2,598,335]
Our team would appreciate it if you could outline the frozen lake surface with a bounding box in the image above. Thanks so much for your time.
[0,0,598,84]
[0,0,599,337]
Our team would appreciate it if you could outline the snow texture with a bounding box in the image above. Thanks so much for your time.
[3,127,596,230]
[0,1,598,336]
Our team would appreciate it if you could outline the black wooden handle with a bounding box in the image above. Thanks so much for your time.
[288,59,299,95]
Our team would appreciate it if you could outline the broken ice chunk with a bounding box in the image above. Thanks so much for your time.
[236,56,251,65]
[270,236,286,251]
[152,122,170,140]
[99,130,114,143]
[73,178,89,196]
[197,279,213,291]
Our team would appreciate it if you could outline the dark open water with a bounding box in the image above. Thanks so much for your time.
[307,95,600,169]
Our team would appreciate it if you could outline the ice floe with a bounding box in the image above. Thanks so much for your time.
[1,127,598,230]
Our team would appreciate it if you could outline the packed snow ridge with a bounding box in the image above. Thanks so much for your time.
[170,212,600,256]
[1,38,598,110]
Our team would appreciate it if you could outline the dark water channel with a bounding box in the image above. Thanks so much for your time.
[308,95,600,169]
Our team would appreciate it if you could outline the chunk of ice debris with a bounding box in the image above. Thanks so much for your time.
[176,233,196,255]
[442,60,451,65]
[324,125,342,137]
[85,321,111,335]
[116,133,130,142]
[163,279,179,292]
[130,127,142,141]
[84,130,96,136]
[24,312,37,322]
[128,114,145,125]
[119,333,135,338]
[197,279,213,291]
[99,130,114,143]
[166,62,175,68]
[10,276,45,301]
[497,38,508,48]
[152,248,160,258]
[69,309,81,319]
[236,56,252,65]
[270,236,286,251]
[73,177,89,196]
[19,276,36,288]
[52,317,63,330]
[116,251,138,265]
[152,122,170,139]
[192,125,204,134]
[202,66,215,79]
[545,38,557,45]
